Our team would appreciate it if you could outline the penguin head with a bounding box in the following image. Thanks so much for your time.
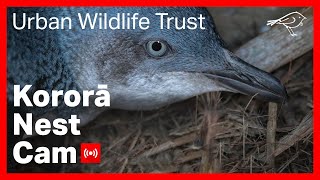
[68,8,287,110]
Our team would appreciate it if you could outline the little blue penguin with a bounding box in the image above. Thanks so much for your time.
[7,7,287,171]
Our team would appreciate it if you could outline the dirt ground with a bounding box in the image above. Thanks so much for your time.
[19,8,314,173]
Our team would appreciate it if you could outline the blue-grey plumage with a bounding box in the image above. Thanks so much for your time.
[8,7,287,124]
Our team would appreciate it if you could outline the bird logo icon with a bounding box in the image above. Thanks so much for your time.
[267,11,307,36]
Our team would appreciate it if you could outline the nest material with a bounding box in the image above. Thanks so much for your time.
[63,52,313,173]
[62,7,313,173]
[15,7,313,173]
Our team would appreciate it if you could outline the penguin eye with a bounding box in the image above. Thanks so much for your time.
[146,40,168,57]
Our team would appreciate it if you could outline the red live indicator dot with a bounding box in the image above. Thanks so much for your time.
[80,143,101,164]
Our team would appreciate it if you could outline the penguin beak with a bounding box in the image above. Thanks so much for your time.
[203,49,288,103]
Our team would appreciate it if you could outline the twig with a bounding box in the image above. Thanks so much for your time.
[274,111,313,156]
[176,151,202,164]
[138,133,198,157]
[199,109,219,172]
[235,8,313,72]
[199,92,221,173]
[257,111,312,161]
[266,102,278,171]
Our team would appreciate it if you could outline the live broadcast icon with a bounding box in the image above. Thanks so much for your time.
[80,143,101,164]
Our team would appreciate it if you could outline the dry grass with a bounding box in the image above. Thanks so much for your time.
[61,51,313,173]
[16,8,313,173]
[20,54,312,173]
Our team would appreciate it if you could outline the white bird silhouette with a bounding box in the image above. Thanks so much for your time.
[267,11,307,36]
